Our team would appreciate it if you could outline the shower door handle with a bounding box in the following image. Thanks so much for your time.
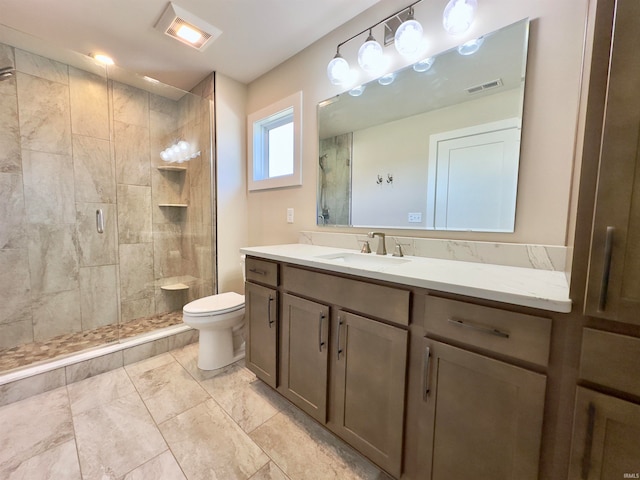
[96,209,104,234]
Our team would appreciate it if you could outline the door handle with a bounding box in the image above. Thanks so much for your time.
[422,346,431,400]
[336,316,344,359]
[598,226,615,312]
[96,209,104,234]
[318,312,326,352]
[581,403,596,479]
[267,295,275,328]
[447,318,509,338]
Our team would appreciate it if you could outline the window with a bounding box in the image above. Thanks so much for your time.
[248,91,302,191]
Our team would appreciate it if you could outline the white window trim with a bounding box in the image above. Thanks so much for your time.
[247,91,303,191]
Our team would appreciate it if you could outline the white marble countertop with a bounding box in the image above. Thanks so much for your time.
[240,244,572,313]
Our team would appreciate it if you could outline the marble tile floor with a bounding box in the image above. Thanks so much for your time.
[0,342,392,480]
[0,312,183,372]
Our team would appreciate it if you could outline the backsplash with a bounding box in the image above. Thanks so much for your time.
[299,231,566,271]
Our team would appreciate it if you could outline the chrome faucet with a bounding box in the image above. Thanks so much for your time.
[368,232,387,255]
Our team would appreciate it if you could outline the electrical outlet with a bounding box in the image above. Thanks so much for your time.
[287,208,294,223]
[408,212,422,223]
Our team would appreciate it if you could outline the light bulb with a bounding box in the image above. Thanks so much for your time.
[395,9,423,56]
[327,52,350,86]
[443,0,478,35]
[178,141,189,152]
[160,150,170,162]
[349,85,366,97]
[358,32,384,74]
[457,37,484,56]
[378,73,396,86]
[413,57,435,72]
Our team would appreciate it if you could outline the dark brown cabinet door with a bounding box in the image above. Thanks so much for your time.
[329,310,408,478]
[569,387,640,480]
[280,293,330,423]
[584,0,640,324]
[245,281,277,388]
[418,338,546,480]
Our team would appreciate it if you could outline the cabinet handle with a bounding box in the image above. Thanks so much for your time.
[249,268,266,276]
[598,226,615,312]
[422,346,431,400]
[318,312,326,352]
[336,316,344,359]
[447,318,509,339]
[96,209,104,234]
[267,295,275,328]
[581,402,596,480]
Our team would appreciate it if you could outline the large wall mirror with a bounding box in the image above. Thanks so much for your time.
[317,19,529,232]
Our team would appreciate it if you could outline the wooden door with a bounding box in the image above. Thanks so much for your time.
[569,387,640,479]
[419,338,546,480]
[245,282,277,388]
[330,310,408,478]
[280,293,330,423]
[584,0,640,324]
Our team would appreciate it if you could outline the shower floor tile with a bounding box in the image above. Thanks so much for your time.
[0,311,183,373]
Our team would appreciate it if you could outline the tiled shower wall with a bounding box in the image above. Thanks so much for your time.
[318,133,351,225]
[0,43,214,353]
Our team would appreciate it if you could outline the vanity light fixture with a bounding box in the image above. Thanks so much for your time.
[442,0,478,36]
[327,49,350,86]
[394,6,423,56]
[357,29,384,74]
[326,1,424,86]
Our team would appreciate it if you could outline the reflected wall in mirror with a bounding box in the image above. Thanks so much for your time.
[317,19,529,232]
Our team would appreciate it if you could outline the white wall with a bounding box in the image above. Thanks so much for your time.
[351,88,520,228]
[246,0,591,247]
[215,73,249,293]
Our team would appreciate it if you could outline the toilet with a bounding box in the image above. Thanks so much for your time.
[182,291,245,370]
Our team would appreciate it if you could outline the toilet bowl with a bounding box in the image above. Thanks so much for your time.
[182,291,245,370]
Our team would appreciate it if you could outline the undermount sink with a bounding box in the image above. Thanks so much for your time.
[314,252,410,268]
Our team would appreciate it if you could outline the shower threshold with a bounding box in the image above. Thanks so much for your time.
[0,312,190,381]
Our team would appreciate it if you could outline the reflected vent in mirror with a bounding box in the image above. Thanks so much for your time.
[466,78,503,95]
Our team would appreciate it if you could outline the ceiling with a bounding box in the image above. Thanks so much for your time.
[0,0,382,91]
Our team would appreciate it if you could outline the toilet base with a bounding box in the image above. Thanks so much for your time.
[197,329,245,370]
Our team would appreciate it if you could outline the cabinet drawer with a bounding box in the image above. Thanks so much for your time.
[282,266,410,326]
[245,257,278,287]
[580,328,640,397]
[424,296,551,367]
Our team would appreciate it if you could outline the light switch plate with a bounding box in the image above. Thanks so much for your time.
[287,208,294,223]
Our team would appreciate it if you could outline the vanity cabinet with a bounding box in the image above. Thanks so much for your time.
[329,309,408,478]
[416,296,549,480]
[568,328,640,479]
[245,258,279,388]
[280,293,329,422]
[280,265,410,478]
[582,0,640,325]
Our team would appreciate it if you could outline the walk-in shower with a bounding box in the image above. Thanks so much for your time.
[0,31,215,378]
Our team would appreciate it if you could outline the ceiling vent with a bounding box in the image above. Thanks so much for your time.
[466,78,503,94]
[154,2,222,51]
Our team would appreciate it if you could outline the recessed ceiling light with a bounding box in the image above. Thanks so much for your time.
[176,24,202,44]
[154,2,222,51]
[91,53,114,65]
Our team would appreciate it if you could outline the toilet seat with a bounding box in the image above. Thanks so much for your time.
[183,292,245,317]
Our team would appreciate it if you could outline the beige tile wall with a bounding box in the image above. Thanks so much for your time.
[0,43,214,354]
